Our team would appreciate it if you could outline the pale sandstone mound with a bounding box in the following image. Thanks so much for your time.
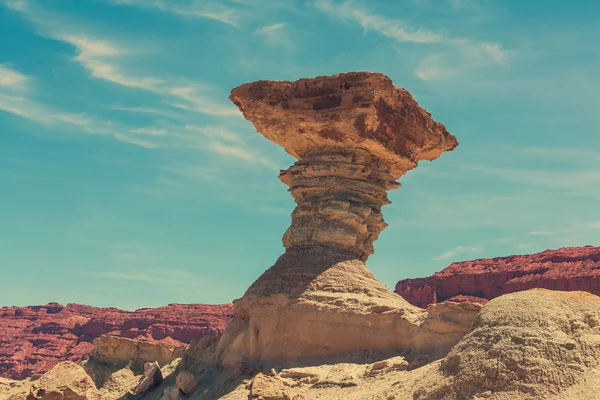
[218,72,461,368]
[395,246,600,307]
[0,362,101,400]
[414,289,600,400]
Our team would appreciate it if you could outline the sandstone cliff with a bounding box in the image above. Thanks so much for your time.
[395,245,600,307]
[0,302,233,380]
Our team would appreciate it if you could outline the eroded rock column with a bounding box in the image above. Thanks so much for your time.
[280,146,399,261]
[217,72,464,368]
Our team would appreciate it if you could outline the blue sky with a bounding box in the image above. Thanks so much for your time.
[1,0,599,310]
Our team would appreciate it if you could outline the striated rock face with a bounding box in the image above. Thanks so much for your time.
[395,246,600,307]
[218,72,460,367]
[0,303,233,380]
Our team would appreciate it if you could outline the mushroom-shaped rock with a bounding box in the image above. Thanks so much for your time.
[230,71,457,177]
[218,72,461,368]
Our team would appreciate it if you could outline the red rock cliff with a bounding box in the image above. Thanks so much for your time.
[0,302,233,380]
[395,246,600,307]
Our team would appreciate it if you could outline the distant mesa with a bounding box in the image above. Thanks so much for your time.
[0,302,233,380]
[395,245,600,308]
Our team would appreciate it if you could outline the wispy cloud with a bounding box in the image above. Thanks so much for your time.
[207,140,277,169]
[254,23,292,49]
[87,268,207,287]
[3,0,239,118]
[314,0,512,81]
[0,64,28,89]
[433,245,484,260]
[184,125,243,144]
[460,165,600,195]
[0,93,164,147]
[315,0,443,43]
[110,0,240,27]
[528,230,553,236]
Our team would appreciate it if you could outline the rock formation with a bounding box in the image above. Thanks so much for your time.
[4,289,600,399]
[0,362,101,400]
[414,289,600,400]
[88,335,186,371]
[218,72,461,368]
[133,361,163,395]
[395,245,600,307]
[0,302,233,380]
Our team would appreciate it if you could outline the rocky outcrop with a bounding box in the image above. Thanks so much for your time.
[395,246,600,307]
[89,335,186,371]
[133,361,163,395]
[248,373,291,400]
[414,289,600,399]
[218,72,461,368]
[0,303,233,379]
[0,362,101,400]
[175,371,197,394]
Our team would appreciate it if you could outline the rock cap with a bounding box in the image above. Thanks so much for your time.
[230,71,457,177]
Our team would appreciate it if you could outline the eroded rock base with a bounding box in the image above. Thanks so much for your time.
[217,247,479,369]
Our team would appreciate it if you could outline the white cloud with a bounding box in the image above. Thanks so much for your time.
[528,231,554,236]
[0,65,28,88]
[315,0,443,43]
[110,0,240,27]
[461,165,600,194]
[3,1,239,117]
[207,140,276,169]
[88,268,206,287]
[254,23,292,49]
[0,93,58,123]
[185,125,243,144]
[433,245,484,260]
[314,0,512,81]
[1,0,278,169]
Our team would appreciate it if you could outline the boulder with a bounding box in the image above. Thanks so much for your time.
[27,361,100,400]
[249,373,291,400]
[176,370,198,394]
[162,386,184,400]
[133,361,163,395]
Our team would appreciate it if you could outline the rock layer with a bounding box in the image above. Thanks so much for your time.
[0,303,233,380]
[395,245,600,307]
[218,72,459,367]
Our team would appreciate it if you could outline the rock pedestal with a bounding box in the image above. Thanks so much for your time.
[218,72,463,368]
